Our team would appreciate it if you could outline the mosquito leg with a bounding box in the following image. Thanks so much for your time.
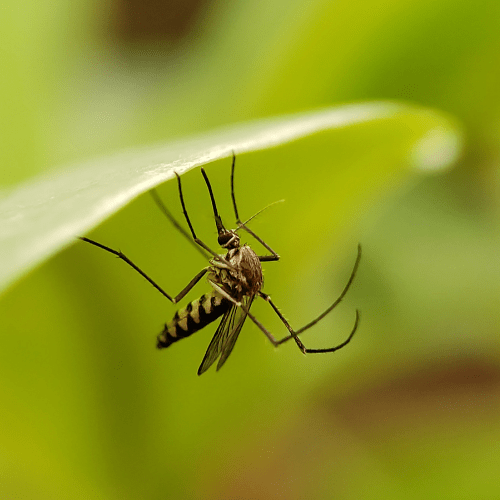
[207,281,242,306]
[79,236,208,303]
[173,268,209,303]
[259,290,360,353]
[251,244,362,352]
[295,244,361,334]
[230,152,239,219]
[229,152,280,262]
[256,292,307,351]
[175,172,222,260]
[213,287,359,354]
[200,168,225,236]
[206,277,359,354]
[149,188,210,260]
[267,244,361,337]
[240,223,280,262]
[242,308,283,347]
[205,281,284,347]
[303,310,360,353]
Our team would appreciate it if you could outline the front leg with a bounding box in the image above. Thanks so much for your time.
[237,223,280,262]
[80,237,208,303]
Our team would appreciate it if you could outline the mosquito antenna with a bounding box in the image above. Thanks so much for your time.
[201,167,225,235]
[235,199,284,231]
[149,188,210,260]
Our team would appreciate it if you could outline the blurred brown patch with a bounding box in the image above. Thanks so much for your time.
[111,0,209,42]
[332,356,500,433]
[211,356,500,499]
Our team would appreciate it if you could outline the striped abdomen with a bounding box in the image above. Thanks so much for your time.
[157,291,230,349]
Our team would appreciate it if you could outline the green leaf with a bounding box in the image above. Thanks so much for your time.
[0,102,460,295]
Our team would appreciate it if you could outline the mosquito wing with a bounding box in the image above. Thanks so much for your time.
[197,295,255,375]
[216,295,256,371]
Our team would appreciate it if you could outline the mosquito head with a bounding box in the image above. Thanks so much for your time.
[218,229,240,249]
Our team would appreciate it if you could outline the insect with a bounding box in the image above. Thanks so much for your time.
[80,154,361,375]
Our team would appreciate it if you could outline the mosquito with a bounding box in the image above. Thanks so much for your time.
[80,154,361,375]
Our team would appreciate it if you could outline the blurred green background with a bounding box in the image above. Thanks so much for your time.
[1,0,499,499]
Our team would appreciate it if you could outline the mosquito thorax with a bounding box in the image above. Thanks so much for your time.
[218,230,240,249]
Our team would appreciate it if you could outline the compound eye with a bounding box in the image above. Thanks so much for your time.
[218,232,233,246]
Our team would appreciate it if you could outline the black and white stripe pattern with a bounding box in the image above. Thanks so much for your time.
[157,291,231,348]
